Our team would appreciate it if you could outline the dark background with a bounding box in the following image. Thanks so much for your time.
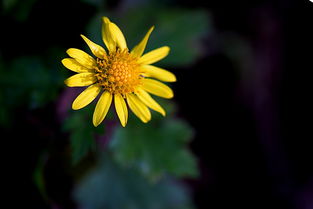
[1,0,313,208]
[178,1,313,209]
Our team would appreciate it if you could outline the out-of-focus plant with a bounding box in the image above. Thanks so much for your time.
[0,52,66,126]
[74,152,195,209]
[110,102,198,180]
[2,0,38,21]
[63,105,103,165]
[1,0,213,208]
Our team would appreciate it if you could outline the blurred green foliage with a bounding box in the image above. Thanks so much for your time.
[63,98,198,179]
[63,106,103,165]
[121,7,211,67]
[74,152,195,209]
[0,54,66,126]
[2,0,38,21]
[110,109,198,180]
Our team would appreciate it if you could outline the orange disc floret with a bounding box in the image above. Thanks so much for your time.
[95,49,141,95]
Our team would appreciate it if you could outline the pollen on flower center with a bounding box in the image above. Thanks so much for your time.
[95,49,141,95]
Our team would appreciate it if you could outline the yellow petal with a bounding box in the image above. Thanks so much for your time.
[140,65,176,82]
[81,34,106,59]
[102,17,116,52]
[114,94,128,127]
[61,58,93,73]
[142,78,174,99]
[66,48,96,69]
[136,88,165,116]
[126,94,151,123]
[64,73,96,87]
[109,22,127,50]
[131,26,154,58]
[93,91,112,127]
[72,84,101,110]
[138,46,170,65]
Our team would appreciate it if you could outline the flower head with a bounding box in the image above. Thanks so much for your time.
[62,17,176,127]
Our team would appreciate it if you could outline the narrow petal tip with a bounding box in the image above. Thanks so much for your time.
[93,121,99,127]
[102,16,110,24]
[72,103,81,110]
[61,58,67,66]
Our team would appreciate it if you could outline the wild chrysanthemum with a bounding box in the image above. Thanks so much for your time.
[62,17,176,127]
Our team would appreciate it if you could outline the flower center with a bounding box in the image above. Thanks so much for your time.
[95,49,141,95]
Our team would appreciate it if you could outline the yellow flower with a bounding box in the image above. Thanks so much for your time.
[62,17,176,127]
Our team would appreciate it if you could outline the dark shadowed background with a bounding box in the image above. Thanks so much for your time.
[1,0,313,209]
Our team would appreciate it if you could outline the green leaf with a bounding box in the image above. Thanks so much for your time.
[70,128,96,165]
[115,7,213,67]
[0,54,66,126]
[63,106,104,165]
[153,8,212,67]
[0,56,65,108]
[74,153,196,209]
[109,113,198,179]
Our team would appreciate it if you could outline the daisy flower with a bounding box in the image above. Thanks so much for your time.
[62,17,176,127]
